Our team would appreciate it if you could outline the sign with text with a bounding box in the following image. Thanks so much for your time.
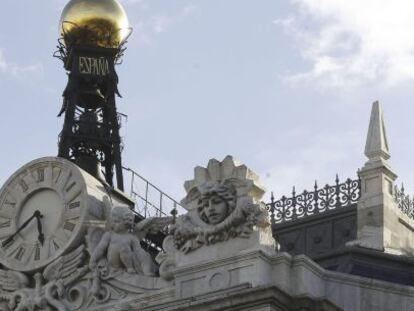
[79,56,110,76]
[72,54,115,78]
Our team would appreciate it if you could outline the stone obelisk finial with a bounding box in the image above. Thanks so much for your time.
[364,101,390,162]
[347,101,414,254]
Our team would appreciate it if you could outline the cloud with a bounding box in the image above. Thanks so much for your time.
[0,49,44,79]
[132,4,197,45]
[276,0,414,88]
[0,52,7,72]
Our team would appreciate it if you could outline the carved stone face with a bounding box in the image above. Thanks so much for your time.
[203,194,229,225]
[110,207,133,233]
[199,194,230,225]
[111,214,127,233]
[197,183,237,225]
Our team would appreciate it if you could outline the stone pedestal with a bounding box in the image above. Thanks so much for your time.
[356,158,397,251]
[173,228,275,299]
[174,227,275,269]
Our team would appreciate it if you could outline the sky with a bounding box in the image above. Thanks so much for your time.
[0,0,413,205]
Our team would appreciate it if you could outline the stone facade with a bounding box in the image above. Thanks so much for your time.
[101,250,414,311]
[1,102,414,311]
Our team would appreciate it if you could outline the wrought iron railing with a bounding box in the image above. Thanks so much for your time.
[266,175,361,224]
[394,184,414,220]
[122,167,184,218]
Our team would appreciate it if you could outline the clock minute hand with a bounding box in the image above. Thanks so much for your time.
[1,211,40,247]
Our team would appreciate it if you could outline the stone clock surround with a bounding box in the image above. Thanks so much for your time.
[0,157,131,272]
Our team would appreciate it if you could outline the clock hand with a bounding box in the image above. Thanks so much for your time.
[1,210,41,247]
[36,213,45,246]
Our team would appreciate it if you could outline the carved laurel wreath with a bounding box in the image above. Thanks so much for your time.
[171,199,268,253]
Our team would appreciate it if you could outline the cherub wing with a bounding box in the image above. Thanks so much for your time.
[86,226,105,254]
[134,216,173,239]
[0,269,29,292]
[88,195,112,221]
[43,245,87,285]
[102,196,113,230]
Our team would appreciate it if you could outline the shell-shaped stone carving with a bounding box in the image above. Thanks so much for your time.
[182,155,266,210]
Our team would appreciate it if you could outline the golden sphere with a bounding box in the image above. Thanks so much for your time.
[59,0,130,48]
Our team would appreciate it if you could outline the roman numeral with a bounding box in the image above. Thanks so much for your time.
[3,199,15,208]
[2,236,22,258]
[52,240,60,251]
[55,170,73,194]
[0,220,11,229]
[0,198,16,220]
[34,245,40,261]
[63,221,76,232]
[19,180,28,192]
[37,168,45,182]
[1,237,14,250]
[65,182,76,193]
[4,187,24,207]
[53,167,62,184]
[14,246,25,261]
[68,201,80,209]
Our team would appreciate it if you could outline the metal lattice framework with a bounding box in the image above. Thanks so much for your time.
[267,175,361,225]
[54,38,128,190]
[394,184,414,219]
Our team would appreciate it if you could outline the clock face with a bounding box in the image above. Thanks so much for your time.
[0,158,87,272]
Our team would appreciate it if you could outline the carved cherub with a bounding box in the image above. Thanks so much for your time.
[89,198,173,276]
[89,206,157,275]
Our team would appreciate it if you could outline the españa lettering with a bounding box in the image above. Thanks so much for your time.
[78,56,110,76]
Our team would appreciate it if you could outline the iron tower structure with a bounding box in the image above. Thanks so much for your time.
[55,35,128,191]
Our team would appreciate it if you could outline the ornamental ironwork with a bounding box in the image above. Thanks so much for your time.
[394,185,414,219]
[267,175,361,225]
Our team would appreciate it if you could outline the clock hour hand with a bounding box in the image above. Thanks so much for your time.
[1,210,41,247]
[36,213,45,246]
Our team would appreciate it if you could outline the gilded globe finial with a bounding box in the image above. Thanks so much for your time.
[59,0,130,49]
